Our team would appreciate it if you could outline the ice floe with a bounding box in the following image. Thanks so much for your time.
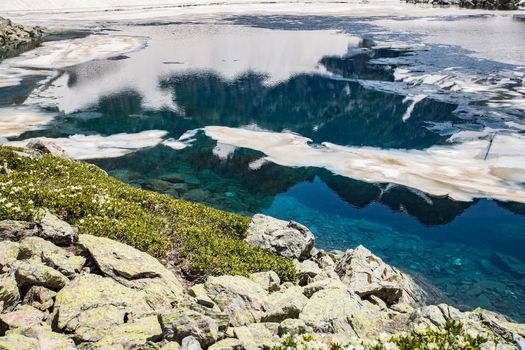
[8,130,168,159]
[204,126,525,203]
[0,107,55,138]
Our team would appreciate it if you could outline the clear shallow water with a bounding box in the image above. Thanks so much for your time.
[1,16,525,321]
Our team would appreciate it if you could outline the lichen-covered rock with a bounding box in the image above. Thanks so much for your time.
[26,139,69,159]
[34,209,77,245]
[245,214,314,259]
[294,259,334,285]
[159,307,221,346]
[262,286,308,322]
[43,252,84,279]
[6,325,75,350]
[181,335,202,350]
[0,333,39,349]
[90,315,162,349]
[160,341,182,350]
[0,241,19,272]
[22,286,56,311]
[301,289,387,339]
[0,274,20,312]
[53,274,153,342]
[0,220,36,241]
[15,260,68,290]
[189,284,216,309]
[232,323,279,349]
[249,271,280,292]
[303,278,347,298]
[0,305,44,334]
[278,319,310,336]
[208,338,244,350]
[78,234,184,302]
[204,275,268,326]
[335,245,426,307]
[18,236,64,261]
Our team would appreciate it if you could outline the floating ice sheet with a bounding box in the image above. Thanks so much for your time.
[204,126,525,203]
[8,130,168,159]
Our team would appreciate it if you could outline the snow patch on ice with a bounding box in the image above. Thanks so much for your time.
[204,126,525,203]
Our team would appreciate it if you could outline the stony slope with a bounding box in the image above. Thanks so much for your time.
[0,142,524,349]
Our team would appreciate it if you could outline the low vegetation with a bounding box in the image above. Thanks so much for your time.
[0,146,296,280]
[272,320,489,350]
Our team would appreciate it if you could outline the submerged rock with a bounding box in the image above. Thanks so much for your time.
[335,245,426,307]
[245,214,314,259]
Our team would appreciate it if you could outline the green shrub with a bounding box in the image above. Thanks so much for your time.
[0,147,296,281]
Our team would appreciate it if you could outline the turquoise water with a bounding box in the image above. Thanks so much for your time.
[2,17,525,321]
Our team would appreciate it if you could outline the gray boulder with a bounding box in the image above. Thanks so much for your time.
[204,275,268,326]
[181,336,203,350]
[15,261,68,290]
[248,271,280,292]
[90,315,163,349]
[0,241,19,272]
[335,245,426,307]
[53,274,154,342]
[0,220,37,241]
[299,288,387,337]
[22,286,56,311]
[245,214,314,259]
[278,319,310,336]
[6,325,75,350]
[0,305,45,334]
[34,209,78,245]
[262,286,308,322]
[232,323,280,349]
[78,234,184,307]
[0,274,20,312]
[26,139,69,159]
[158,307,221,346]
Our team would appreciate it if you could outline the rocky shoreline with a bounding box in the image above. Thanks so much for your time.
[0,144,524,349]
[402,0,524,10]
[0,17,45,59]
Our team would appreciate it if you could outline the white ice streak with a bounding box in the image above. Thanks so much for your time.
[204,126,525,204]
[9,130,168,160]
[401,94,426,122]
[0,107,55,137]
[161,128,200,150]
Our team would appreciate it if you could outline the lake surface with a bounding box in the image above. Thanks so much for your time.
[1,12,525,321]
